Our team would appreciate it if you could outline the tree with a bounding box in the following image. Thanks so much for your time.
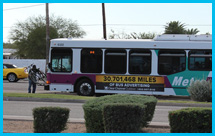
[130,32,156,39]
[164,21,186,34]
[185,28,199,34]
[109,30,131,39]
[3,42,17,49]
[10,15,86,59]
[164,21,199,34]
[109,29,156,39]
[22,26,58,59]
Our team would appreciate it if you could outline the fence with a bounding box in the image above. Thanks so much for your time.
[3,59,46,72]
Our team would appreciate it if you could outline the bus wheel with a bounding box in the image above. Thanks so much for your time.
[76,79,94,96]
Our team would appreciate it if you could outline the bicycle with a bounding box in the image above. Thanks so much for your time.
[27,64,47,86]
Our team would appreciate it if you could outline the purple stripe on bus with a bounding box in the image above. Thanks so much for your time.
[164,76,172,88]
[207,77,212,81]
[47,73,172,88]
[47,73,51,82]
[47,73,96,85]
[71,74,96,84]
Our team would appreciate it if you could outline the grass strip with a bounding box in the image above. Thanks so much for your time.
[3,93,95,101]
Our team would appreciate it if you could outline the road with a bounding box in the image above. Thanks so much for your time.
[3,79,56,94]
[3,100,186,125]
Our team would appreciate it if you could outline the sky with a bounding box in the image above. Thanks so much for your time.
[3,3,212,42]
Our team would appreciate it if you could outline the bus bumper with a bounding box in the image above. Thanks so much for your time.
[44,84,49,90]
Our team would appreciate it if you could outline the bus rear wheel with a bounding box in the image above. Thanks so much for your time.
[76,79,94,96]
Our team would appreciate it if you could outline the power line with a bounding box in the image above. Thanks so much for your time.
[3,4,45,11]
[3,24,212,28]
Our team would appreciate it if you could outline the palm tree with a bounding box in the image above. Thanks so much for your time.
[164,21,186,34]
[185,28,199,34]
[130,32,156,39]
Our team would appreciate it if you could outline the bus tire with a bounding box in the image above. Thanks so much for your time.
[76,79,94,96]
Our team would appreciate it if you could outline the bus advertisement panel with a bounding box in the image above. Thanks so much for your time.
[96,75,164,92]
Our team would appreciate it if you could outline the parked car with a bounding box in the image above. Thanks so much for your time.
[3,63,28,82]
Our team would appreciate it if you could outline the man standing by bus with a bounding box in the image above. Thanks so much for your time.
[28,65,39,93]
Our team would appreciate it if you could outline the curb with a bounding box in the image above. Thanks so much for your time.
[3,115,85,124]
[157,102,212,108]
[3,97,212,108]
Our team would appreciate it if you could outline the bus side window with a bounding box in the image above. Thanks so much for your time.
[189,50,212,71]
[129,49,151,74]
[81,48,102,73]
[158,50,186,75]
[105,49,127,74]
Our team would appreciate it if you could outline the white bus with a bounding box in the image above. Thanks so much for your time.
[45,34,212,96]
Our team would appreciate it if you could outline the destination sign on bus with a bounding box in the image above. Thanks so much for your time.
[96,75,164,92]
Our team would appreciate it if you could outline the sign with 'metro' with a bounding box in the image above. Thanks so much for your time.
[96,75,164,92]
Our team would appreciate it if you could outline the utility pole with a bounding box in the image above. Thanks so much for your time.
[46,3,50,73]
[102,3,107,40]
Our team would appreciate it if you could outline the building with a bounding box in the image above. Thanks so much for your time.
[3,48,19,59]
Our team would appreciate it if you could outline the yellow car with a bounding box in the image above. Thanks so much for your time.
[3,63,28,82]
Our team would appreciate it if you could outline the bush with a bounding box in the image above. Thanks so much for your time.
[103,103,145,133]
[83,94,157,133]
[33,107,70,133]
[169,108,212,133]
[188,79,212,102]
